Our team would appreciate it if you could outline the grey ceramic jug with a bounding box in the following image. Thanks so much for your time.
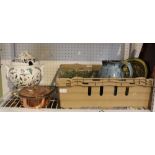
[98,60,133,78]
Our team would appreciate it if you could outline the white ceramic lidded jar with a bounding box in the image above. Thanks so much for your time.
[6,52,44,88]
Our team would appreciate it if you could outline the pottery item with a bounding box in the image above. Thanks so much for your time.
[98,60,133,78]
[6,52,43,88]
[19,86,53,108]
[127,58,148,78]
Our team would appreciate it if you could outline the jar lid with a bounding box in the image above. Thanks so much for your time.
[19,86,53,98]
[13,51,39,66]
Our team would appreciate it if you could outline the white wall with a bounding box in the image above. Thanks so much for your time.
[0,43,14,95]
[0,43,127,95]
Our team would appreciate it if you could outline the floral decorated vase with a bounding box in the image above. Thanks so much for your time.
[6,52,43,88]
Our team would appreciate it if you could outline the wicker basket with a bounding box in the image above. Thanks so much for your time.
[56,64,154,109]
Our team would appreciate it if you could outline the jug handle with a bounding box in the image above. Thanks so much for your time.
[40,65,44,78]
[5,65,10,78]
[34,65,44,77]
[121,62,133,78]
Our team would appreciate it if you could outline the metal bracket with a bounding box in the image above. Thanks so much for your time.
[124,43,130,59]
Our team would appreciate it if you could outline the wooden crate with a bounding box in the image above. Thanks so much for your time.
[56,64,154,109]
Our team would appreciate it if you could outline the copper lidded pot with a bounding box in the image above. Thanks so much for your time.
[19,86,53,108]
